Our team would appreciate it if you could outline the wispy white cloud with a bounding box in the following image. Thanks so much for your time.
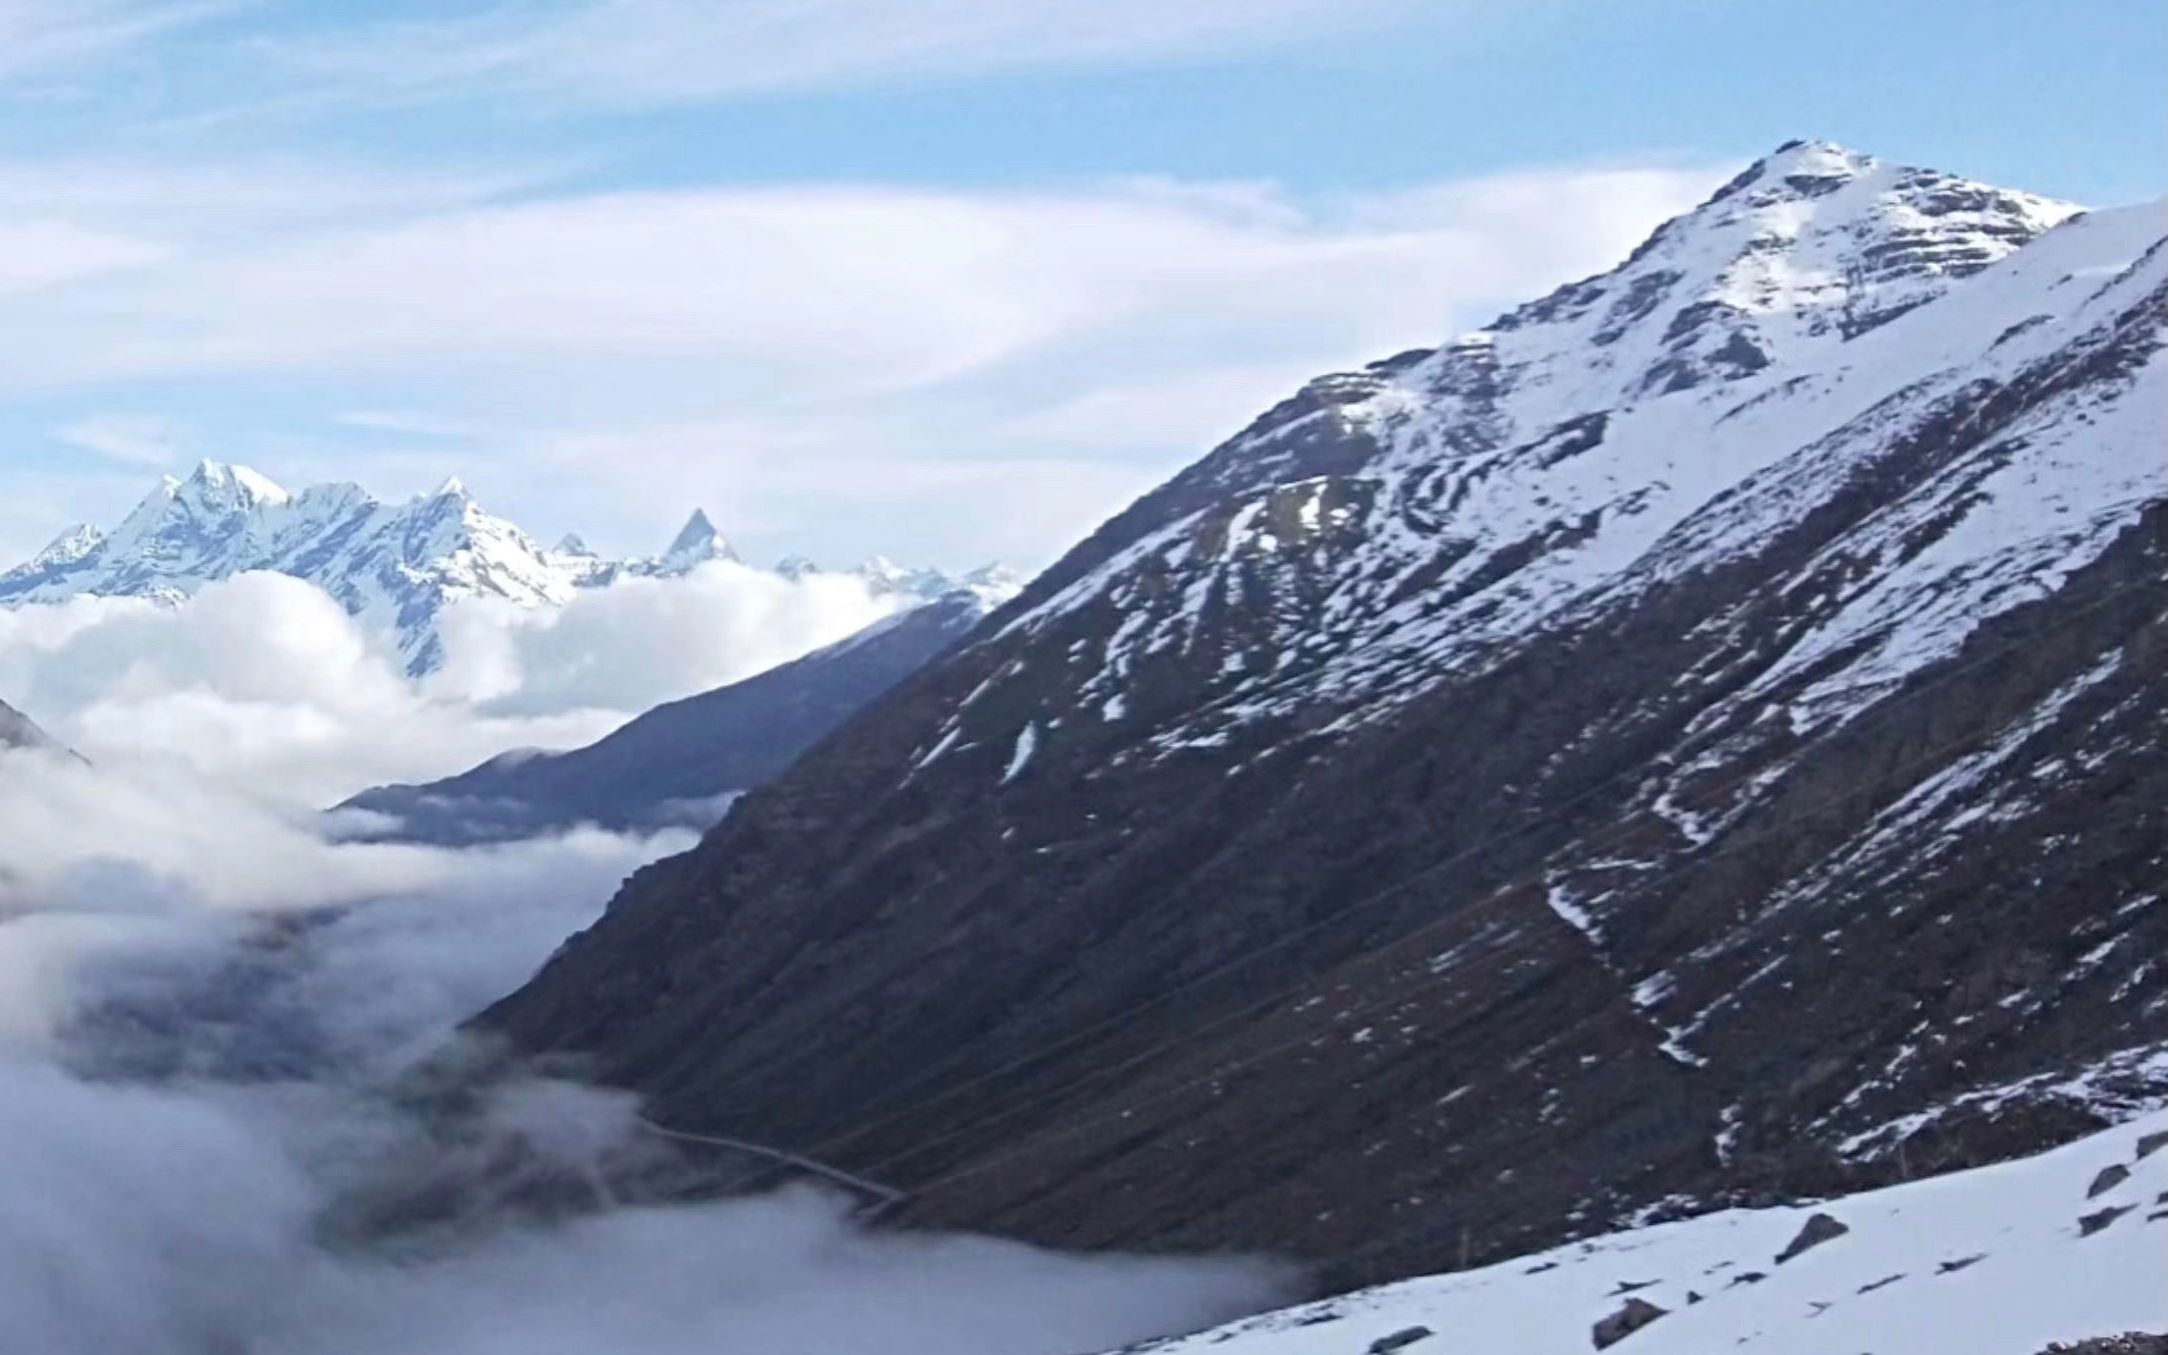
[0,154,1726,569]
[270,0,1423,108]
[0,0,232,82]
[52,414,180,467]
[0,163,1726,391]
[0,220,163,298]
[0,156,545,242]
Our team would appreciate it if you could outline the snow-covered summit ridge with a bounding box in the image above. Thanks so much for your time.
[974,142,2145,763]
[0,460,1016,676]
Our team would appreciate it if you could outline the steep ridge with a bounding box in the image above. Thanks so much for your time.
[0,462,1008,676]
[0,699,54,752]
[477,146,2167,1280]
[340,593,993,843]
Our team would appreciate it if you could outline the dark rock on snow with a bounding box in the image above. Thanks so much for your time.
[2037,1337,2168,1355]
[2087,1164,2132,1199]
[2077,1205,2135,1238]
[1592,1298,1666,1349]
[1774,1211,1850,1264]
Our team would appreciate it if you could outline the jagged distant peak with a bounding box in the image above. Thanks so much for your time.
[667,507,724,553]
[31,522,102,567]
[961,561,1024,590]
[0,466,990,678]
[851,554,1024,610]
[181,458,292,507]
[657,508,740,571]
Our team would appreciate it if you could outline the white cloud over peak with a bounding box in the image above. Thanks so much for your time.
[432,559,902,717]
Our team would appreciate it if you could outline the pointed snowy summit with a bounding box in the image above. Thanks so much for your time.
[182,458,291,508]
[660,509,738,571]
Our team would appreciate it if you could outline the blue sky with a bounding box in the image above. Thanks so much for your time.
[0,0,2159,568]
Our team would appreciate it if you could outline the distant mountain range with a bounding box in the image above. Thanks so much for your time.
[0,461,1016,676]
[471,141,2168,1282]
[339,592,993,842]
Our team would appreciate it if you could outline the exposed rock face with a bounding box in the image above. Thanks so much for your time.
[339,595,988,842]
[1592,1297,1666,1349]
[0,699,52,752]
[2078,1205,2135,1238]
[476,146,2168,1282]
[2089,1165,2134,1199]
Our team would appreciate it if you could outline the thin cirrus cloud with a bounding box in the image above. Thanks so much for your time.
[0,0,230,81]
[267,0,1426,107]
[0,163,1724,402]
[52,414,180,467]
[0,158,1726,565]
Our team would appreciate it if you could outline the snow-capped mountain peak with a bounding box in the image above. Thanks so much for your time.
[660,508,737,572]
[187,458,292,509]
[984,141,2100,761]
[26,523,103,571]
[1468,137,2078,409]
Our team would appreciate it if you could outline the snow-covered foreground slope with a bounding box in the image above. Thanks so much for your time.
[0,461,1015,675]
[1112,1107,2168,1355]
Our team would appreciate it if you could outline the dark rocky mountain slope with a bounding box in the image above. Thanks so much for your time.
[0,699,54,752]
[342,594,987,842]
[476,144,2168,1283]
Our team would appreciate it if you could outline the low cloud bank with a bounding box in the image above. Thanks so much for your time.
[433,559,900,718]
[0,562,898,806]
[0,733,1289,1354]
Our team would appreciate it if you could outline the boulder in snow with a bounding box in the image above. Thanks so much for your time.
[1774,1211,1849,1264]
[1592,1298,1666,1349]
